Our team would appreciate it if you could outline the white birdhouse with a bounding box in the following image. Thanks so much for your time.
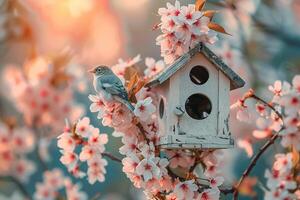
[146,43,245,149]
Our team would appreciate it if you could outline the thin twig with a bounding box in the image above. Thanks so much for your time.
[233,91,284,199]
[102,152,122,163]
[136,122,151,143]
[233,132,281,199]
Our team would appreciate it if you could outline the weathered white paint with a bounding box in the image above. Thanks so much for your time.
[154,51,235,149]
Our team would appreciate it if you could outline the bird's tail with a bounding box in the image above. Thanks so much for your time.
[115,96,135,112]
[124,101,135,112]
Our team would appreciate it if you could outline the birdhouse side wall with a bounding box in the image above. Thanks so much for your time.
[154,80,169,138]
[217,70,231,137]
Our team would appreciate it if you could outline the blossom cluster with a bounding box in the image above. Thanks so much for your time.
[4,56,84,135]
[111,54,166,83]
[156,1,217,64]
[264,153,299,199]
[57,117,108,184]
[87,61,226,199]
[34,168,87,200]
[0,121,36,182]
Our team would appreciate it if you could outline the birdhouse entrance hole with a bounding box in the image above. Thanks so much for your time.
[189,65,209,85]
[185,93,212,120]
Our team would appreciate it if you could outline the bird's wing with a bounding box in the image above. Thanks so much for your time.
[98,75,129,100]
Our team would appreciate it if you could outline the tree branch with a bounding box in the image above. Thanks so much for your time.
[233,131,281,199]
[233,90,284,199]
[102,152,122,163]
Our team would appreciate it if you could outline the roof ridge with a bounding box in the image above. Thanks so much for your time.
[146,42,245,90]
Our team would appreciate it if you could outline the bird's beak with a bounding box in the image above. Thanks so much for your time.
[88,68,95,73]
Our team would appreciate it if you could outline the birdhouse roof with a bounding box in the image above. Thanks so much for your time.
[146,43,245,90]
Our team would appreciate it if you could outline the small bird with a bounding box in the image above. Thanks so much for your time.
[89,66,135,111]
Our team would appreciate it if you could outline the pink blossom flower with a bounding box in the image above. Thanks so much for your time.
[69,164,86,178]
[134,97,156,121]
[136,157,160,182]
[144,58,165,78]
[44,169,65,190]
[265,169,281,189]
[209,176,224,188]
[60,151,78,169]
[252,117,273,139]
[122,154,140,174]
[12,158,36,183]
[87,156,108,184]
[177,5,202,25]
[204,163,221,178]
[273,153,293,173]
[280,132,300,150]
[88,94,105,118]
[237,139,253,157]
[112,55,141,80]
[292,75,300,92]
[65,178,88,200]
[230,99,251,122]
[88,128,108,149]
[279,93,300,115]
[198,188,220,200]
[75,117,92,138]
[57,132,76,152]
[268,80,290,97]
[167,150,195,168]
[34,183,56,200]
[158,1,181,19]
[173,180,198,200]
[12,128,35,153]
[79,144,98,161]
[119,136,139,156]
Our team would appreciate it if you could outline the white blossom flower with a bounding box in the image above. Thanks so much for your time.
[144,58,165,78]
[75,117,92,138]
[173,180,198,200]
[136,157,160,182]
[134,97,156,121]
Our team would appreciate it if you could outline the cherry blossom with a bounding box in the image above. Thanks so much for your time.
[64,178,88,200]
[156,1,218,64]
[75,117,92,138]
[173,180,198,200]
[136,157,160,182]
[144,57,165,78]
[34,169,87,200]
[237,139,253,157]
[57,117,108,184]
[134,97,156,121]
[264,152,298,199]
[0,122,36,182]
[198,188,220,200]
[112,55,141,80]
[230,99,251,122]
[3,56,84,136]
[87,156,108,184]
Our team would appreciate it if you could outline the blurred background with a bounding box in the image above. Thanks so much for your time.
[0,0,299,199]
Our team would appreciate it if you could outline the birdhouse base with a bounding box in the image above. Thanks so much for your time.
[159,135,234,149]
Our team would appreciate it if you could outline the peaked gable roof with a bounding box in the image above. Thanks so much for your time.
[146,43,245,90]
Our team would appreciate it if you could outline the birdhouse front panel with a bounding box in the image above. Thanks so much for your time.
[147,43,245,150]
[158,53,234,149]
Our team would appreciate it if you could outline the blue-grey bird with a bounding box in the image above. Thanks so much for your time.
[89,66,135,111]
